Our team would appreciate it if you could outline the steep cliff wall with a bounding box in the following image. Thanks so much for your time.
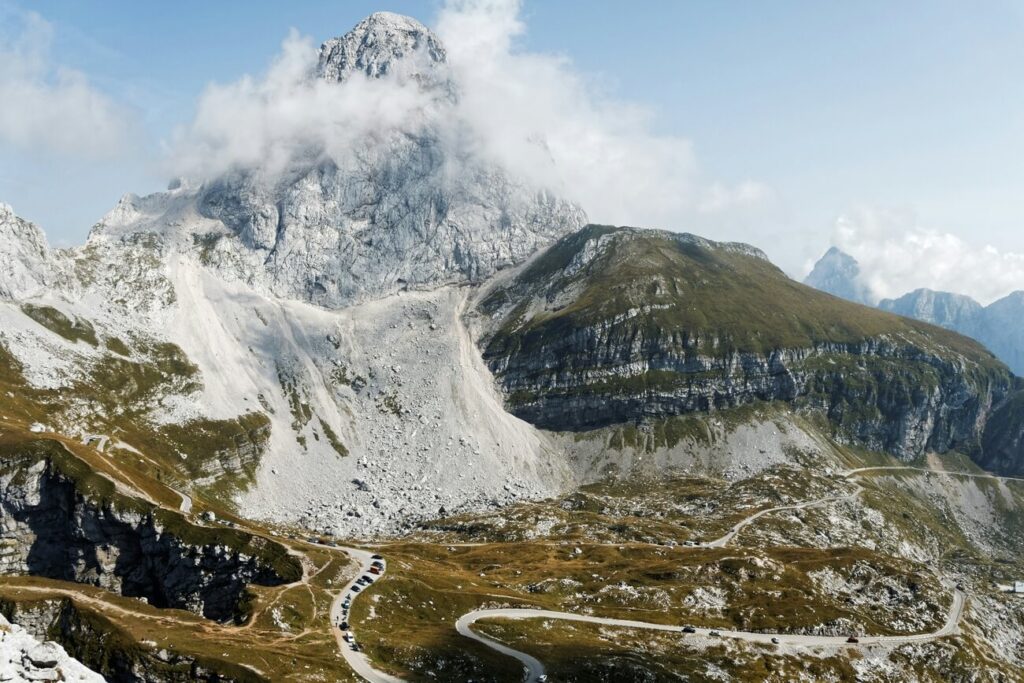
[0,439,299,623]
[477,226,1017,469]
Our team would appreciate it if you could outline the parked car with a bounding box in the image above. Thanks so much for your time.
[709,631,721,637]
[681,626,696,634]
[771,637,780,645]
[369,567,380,575]
[371,554,384,560]
[352,585,361,593]
[846,636,859,644]
[340,621,349,630]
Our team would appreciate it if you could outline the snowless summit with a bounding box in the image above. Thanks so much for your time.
[317,11,450,89]
[75,12,588,309]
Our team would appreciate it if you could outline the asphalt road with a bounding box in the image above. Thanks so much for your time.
[329,546,403,683]
[457,589,965,683]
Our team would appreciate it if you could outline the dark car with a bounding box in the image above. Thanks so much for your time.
[371,554,384,560]
[846,636,859,644]
[352,585,361,593]
[709,631,721,637]
[340,621,349,630]
[771,637,780,645]
[681,626,696,634]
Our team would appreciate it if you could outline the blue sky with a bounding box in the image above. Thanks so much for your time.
[2,0,1023,297]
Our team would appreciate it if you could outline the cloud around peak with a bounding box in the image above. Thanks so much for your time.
[167,0,771,228]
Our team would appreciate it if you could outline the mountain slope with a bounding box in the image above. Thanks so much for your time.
[476,225,1017,469]
[879,288,985,334]
[805,247,1024,376]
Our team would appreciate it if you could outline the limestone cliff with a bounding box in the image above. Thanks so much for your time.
[476,226,1019,470]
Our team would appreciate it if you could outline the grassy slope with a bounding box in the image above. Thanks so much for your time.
[0,326,269,508]
[482,225,1005,365]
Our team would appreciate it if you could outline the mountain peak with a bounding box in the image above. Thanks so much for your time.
[316,12,449,88]
[804,246,873,305]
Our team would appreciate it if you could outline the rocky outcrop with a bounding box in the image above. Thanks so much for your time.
[0,203,59,301]
[317,11,452,92]
[0,610,103,682]
[1,599,260,682]
[0,440,298,623]
[478,226,1016,468]
[197,143,585,307]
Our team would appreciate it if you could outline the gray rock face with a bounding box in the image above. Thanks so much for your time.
[317,11,451,91]
[973,292,1024,376]
[199,140,585,307]
[0,445,292,622]
[0,203,57,301]
[803,247,874,306]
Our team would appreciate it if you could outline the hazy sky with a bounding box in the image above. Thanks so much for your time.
[1,0,1023,301]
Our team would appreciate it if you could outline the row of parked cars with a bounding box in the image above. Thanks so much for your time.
[339,554,386,653]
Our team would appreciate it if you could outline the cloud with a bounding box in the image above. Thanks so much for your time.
[167,29,439,180]
[0,8,134,158]
[169,0,769,228]
[826,207,1024,305]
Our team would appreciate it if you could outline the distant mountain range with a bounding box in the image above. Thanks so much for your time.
[804,247,1024,375]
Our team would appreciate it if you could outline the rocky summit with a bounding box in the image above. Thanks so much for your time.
[0,10,1022,683]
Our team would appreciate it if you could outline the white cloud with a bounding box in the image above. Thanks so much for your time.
[169,0,769,228]
[435,0,773,227]
[167,29,439,180]
[828,207,1024,305]
[0,9,134,158]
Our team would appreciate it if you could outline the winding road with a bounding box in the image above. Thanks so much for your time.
[458,588,965,683]
[703,490,861,548]
[331,463,993,682]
